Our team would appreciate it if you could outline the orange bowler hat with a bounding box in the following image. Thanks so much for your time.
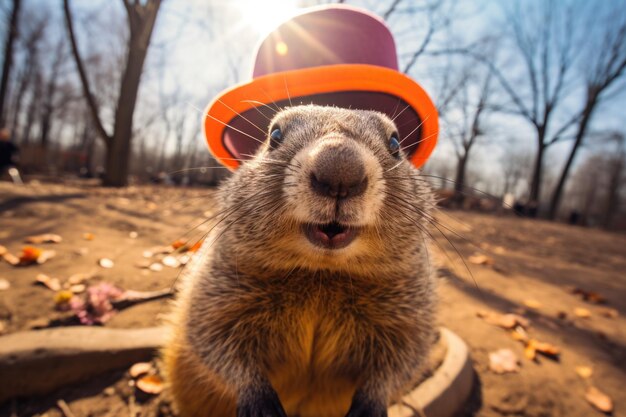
[204,4,439,170]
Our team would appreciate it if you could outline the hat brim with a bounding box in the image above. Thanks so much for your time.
[204,64,438,170]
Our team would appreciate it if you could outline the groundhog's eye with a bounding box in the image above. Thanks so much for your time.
[389,133,400,158]
[269,126,283,147]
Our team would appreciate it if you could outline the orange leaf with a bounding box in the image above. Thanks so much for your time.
[19,246,42,264]
[0,245,7,256]
[171,239,186,250]
[526,339,560,359]
[524,344,536,361]
[188,240,204,252]
[585,386,613,413]
[136,374,164,395]
[83,232,95,241]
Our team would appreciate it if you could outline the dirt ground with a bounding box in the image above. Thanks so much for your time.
[0,180,624,417]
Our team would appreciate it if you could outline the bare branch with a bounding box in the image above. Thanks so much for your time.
[62,0,111,144]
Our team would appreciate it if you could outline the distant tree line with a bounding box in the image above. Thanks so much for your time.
[0,0,624,229]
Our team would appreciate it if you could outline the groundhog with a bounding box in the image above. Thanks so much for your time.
[163,105,437,417]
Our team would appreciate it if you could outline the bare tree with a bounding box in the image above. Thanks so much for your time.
[444,67,493,205]
[0,0,21,126]
[601,133,625,229]
[63,0,162,186]
[456,1,581,214]
[500,144,532,199]
[8,14,45,141]
[39,39,68,148]
[548,8,626,219]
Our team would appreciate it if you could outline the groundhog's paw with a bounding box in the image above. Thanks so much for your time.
[236,384,287,417]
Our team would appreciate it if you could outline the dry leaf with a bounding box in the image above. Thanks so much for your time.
[142,250,153,258]
[576,366,593,379]
[2,252,19,265]
[129,231,139,239]
[523,299,542,309]
[83,232,95,241]
[25,234,62,244]
[35,274,61,291]
[510,326,529,342]
[70,284,86,294]
[171,239,186,250]
[585,386,613,413]
[599,308,618,319]
[67,272,93,285]
[130,362,153,378]
[0,278,10,291]
[572,288,607,304]
[54,290,74,309]
[489,349,520,374]
[493,246,506,254]
[0,245,6,256]
[136,374,164,395]
[468,253,495,266]
[189,240,204,252]
[37,250,56,264]
[477,311,530,330]
[149,263,163,272]
[574,308,592,318]
[524,344,537,360]
[98,258,115,269]
[19,246,42,264]
[526,339,560,360]
[162,255,180,268]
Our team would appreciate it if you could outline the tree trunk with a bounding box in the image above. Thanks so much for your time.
[64,0,161,187]
[102,2,161,187]
[548,97,596,220]
[602,155,623,229]
[453,153,468,206]
[527,128,545,217]
[0,0,21,127]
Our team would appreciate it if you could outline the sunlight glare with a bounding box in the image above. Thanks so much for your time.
[237,0,301,35]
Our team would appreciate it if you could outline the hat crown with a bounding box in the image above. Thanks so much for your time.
[253,5,399,78]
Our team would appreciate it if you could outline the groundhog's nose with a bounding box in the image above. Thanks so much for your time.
[309,141,368,199]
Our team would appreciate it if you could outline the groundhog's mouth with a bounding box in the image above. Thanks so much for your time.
[303,222,359,250]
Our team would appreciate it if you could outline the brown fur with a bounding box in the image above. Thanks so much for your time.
[163,105,437,417]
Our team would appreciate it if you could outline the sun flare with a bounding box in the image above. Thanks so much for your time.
[236,0,301,35]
